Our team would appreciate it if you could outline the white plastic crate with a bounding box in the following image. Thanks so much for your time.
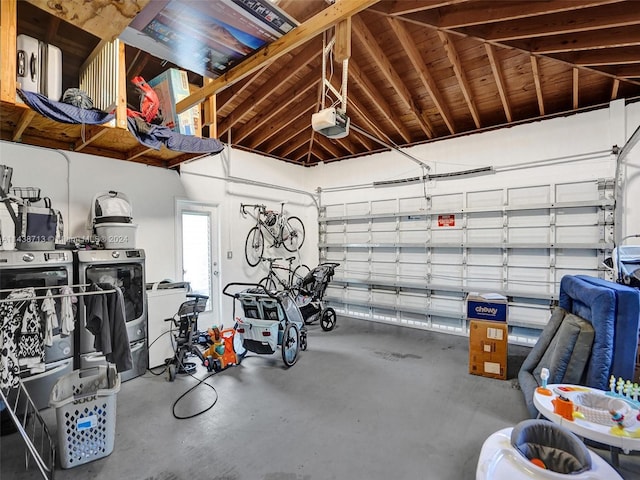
[49,365,121,469]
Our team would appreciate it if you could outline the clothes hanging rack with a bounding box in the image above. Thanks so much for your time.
[0,284,118,303]
[0,283,92,293]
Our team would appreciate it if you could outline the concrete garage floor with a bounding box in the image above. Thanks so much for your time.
[2,316,640,479]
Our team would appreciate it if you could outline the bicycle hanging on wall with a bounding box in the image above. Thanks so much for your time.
[242,202,306,267]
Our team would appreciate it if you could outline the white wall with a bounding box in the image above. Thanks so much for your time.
[0,141,186,282]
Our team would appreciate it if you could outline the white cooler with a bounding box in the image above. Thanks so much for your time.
[146,281,190,368]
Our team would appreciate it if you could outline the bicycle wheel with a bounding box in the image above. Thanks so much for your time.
[282,216,305,252]
[259,276,277,292]
[291,264,310,295]
[281,322,300,367]
[244,226,264,267]
[320,307,337,331]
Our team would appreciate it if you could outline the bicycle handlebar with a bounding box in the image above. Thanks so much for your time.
[240,203,266,215]
[222,282,279,300]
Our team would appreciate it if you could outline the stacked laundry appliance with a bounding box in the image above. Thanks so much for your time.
[76,191,147,382]
[0,164,75,410]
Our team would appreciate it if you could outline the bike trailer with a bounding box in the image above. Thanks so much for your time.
[236,289,304,354]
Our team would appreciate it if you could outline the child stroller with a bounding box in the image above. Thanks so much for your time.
[224,283,307,367]
[296,262,340,331]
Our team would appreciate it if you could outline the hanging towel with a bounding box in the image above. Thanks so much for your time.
[17,288,45,374]
[0,298,20,389]
[84,283,133,372]
[42,289,59,347]
[59,285,76,336]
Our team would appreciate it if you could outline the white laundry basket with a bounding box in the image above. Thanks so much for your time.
[49,365,121,469]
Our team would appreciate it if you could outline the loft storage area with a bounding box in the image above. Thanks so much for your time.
[1,0,296,167]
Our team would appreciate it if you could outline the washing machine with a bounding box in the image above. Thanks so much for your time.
[0,249,75,410]
[75,249,147,382]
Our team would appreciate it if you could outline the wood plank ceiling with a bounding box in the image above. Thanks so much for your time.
[4,0,640,168]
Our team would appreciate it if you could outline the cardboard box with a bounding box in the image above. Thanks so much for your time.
[147,69,197,135]
[469,320,508,380]
[467,292,508,323]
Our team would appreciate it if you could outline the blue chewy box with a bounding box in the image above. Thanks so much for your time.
[467,294,508,322]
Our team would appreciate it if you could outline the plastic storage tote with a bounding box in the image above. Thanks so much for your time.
[49,365,121,469]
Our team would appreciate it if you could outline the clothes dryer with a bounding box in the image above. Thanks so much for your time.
[75,249,147,381]
[0,250,75,409]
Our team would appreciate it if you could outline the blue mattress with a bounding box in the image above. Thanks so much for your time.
[559,276,616,390]
[576,275,640,380]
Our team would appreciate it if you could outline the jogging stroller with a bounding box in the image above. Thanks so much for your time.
[296,262,340,331]
[224,283,307,367]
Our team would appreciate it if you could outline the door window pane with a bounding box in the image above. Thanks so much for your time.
[182,212,212,310]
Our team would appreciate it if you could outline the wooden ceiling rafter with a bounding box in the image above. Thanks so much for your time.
[484,43,512,122]
[351,15,435,138]
[437,30,481,129]
[381,4,640,88]
[251,100,317,152]
[459,2,640,42]
[348,59,412,143]
[387,16,456,134]
[232,70,320,144]
[396,0,624,29]
[217,38,323,136]
[529,55,545,116]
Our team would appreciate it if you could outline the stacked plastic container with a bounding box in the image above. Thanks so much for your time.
[90,191,136,248]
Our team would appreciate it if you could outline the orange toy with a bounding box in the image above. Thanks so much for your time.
[202,326,241,371]
[530,458,546,469]
[551,396,575,421]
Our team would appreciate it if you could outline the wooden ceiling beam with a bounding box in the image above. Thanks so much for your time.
[388,17,456,134]
[218,39,322,136]
[463,3,640,42]
[217,65,270,116]
[611,79,620,100]
[484,43,512,122]
[176,0,381,114]
[437,30,481,128]
[352,15,435,138]
[573,68,579,110]
[550,46,640,67]
[399,0,623,29]
[251,100,317,152]
[371,0,470,16]
[530,56,545,116]
[508,26,640,54]
[278,130,314,159]
[314,136,345,159]
[349,60,412,143]
[595,65,640,79]
[232,69,319,143]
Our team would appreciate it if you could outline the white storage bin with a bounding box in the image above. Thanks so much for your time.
[95,222,137,249]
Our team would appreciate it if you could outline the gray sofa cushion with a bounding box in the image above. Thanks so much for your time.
[518,308,595,417]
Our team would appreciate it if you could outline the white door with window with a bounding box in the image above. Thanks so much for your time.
[176,200,220,329]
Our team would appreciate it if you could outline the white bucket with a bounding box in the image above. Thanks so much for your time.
[95,222,137,249]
